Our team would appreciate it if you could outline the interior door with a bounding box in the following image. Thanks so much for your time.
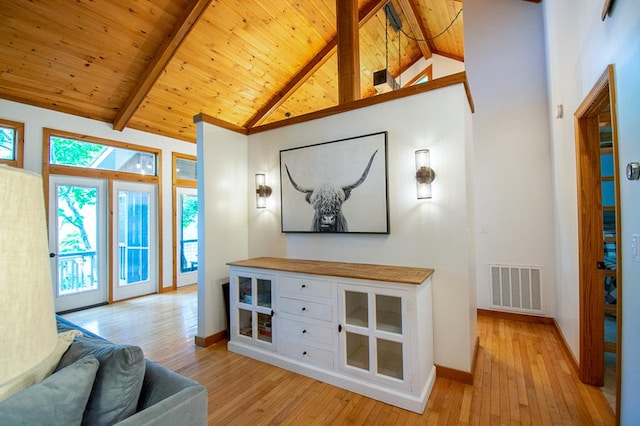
[176,187,198,287]
[576,65,621,417]
[112,181,157,301]
[49,176,107,312]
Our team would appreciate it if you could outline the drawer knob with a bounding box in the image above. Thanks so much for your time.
[301,307,307,311]
[303,351,307,356]
[302,329,307,334]
[301,284,306,288]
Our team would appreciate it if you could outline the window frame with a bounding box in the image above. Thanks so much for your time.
[0,118,25,168]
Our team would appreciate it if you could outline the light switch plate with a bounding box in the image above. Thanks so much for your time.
[633,234,640,262]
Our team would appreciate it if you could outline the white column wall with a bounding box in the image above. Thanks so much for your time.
[542,0,640,421]
[196,121,248,340]
[247,86,477,373]
[464,0,555,316]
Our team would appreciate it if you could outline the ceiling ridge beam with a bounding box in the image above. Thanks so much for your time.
[397,0,433,60]
[244,0,387,129]
[113,0,213,131]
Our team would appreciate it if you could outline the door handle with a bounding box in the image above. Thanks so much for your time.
[597,261,606,270]
[49,253,56,258]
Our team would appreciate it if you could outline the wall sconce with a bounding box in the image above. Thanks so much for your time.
[255,173,272,208]
[415,149,436,199]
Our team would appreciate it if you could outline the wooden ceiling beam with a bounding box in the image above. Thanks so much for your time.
[112,0,213,131]
[397,0,433,60]
[336,0,360,104]
[244,0,387,129]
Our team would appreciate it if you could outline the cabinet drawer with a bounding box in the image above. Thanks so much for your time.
[279,276,333,300]
[280,297,334,322]
[279,317,334,347]
[279,340,334,370]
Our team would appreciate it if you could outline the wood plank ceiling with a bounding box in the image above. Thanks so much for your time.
[0,0,465,142]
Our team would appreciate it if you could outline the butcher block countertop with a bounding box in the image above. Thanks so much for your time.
[227,257,434,285]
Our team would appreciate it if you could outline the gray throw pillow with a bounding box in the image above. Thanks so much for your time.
[0,356,99,426]
[56,337,145,426]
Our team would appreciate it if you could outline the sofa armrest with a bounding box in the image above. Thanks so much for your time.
[116,361,207,426]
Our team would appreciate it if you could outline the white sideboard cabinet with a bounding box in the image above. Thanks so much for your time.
[227,257,435,413]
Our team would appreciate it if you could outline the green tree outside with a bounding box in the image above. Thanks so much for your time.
[0,126,15,160]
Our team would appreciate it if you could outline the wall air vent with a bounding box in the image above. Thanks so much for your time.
[490,264,543,314]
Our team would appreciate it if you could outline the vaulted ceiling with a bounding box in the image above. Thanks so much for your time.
[0,0,465,142]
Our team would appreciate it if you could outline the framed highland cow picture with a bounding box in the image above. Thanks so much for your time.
[280,131,389,234]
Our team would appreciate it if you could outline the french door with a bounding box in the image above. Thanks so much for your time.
[112,181,158,301]
[49,176,108,312]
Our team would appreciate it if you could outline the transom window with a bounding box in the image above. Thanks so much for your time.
[175,157,197,180]
[49,136,157,176]
[0,118,24,168]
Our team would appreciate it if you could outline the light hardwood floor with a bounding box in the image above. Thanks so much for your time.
[62,286,614,425]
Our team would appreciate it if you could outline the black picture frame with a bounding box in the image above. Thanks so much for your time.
[280,131,389,234]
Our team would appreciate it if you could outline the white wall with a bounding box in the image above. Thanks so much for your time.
[399,54,465,86]
[464,0,555,317]
[196,121,248,340]
[542,0,640,421]
[0,99,196,290]
[246,85,477,372]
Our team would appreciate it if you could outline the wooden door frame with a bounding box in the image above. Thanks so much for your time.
[575,64,622,420]
[171,152,197,291]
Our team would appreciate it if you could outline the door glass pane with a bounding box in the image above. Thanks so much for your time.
[346,332,369,371]
[257,312,272,343]
[56,185,98,296]
[257,278,271,308]
[118,190,150,286]
[604,274,617,305]
[603,242,616,270]
[603,210,616,239]
[238,276,252,304]
[377,339,403,380]
[239,309,252,338]
[345,291,368,327]
[601,181,615,207]
[376,294,402,334]
[600,152,614,177]
[179,193,198,273]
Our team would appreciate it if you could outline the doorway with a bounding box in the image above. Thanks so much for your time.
[172,152,198,289]
[575,64,621,418]
[43,128,163,310]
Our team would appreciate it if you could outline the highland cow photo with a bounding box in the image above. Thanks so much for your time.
[280,132,389,234]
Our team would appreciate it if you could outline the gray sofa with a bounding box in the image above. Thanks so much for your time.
[56,315,208,425]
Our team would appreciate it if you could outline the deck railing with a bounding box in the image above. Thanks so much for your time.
[181,239,198,273]
[58,250,97,295]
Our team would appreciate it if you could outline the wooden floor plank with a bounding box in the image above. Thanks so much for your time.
[62,286,615,425]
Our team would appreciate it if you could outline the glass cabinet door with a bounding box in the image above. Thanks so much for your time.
[340,285,406,386]
[234,273,274,347]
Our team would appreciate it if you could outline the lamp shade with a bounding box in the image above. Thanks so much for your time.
[0,166,58,392]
